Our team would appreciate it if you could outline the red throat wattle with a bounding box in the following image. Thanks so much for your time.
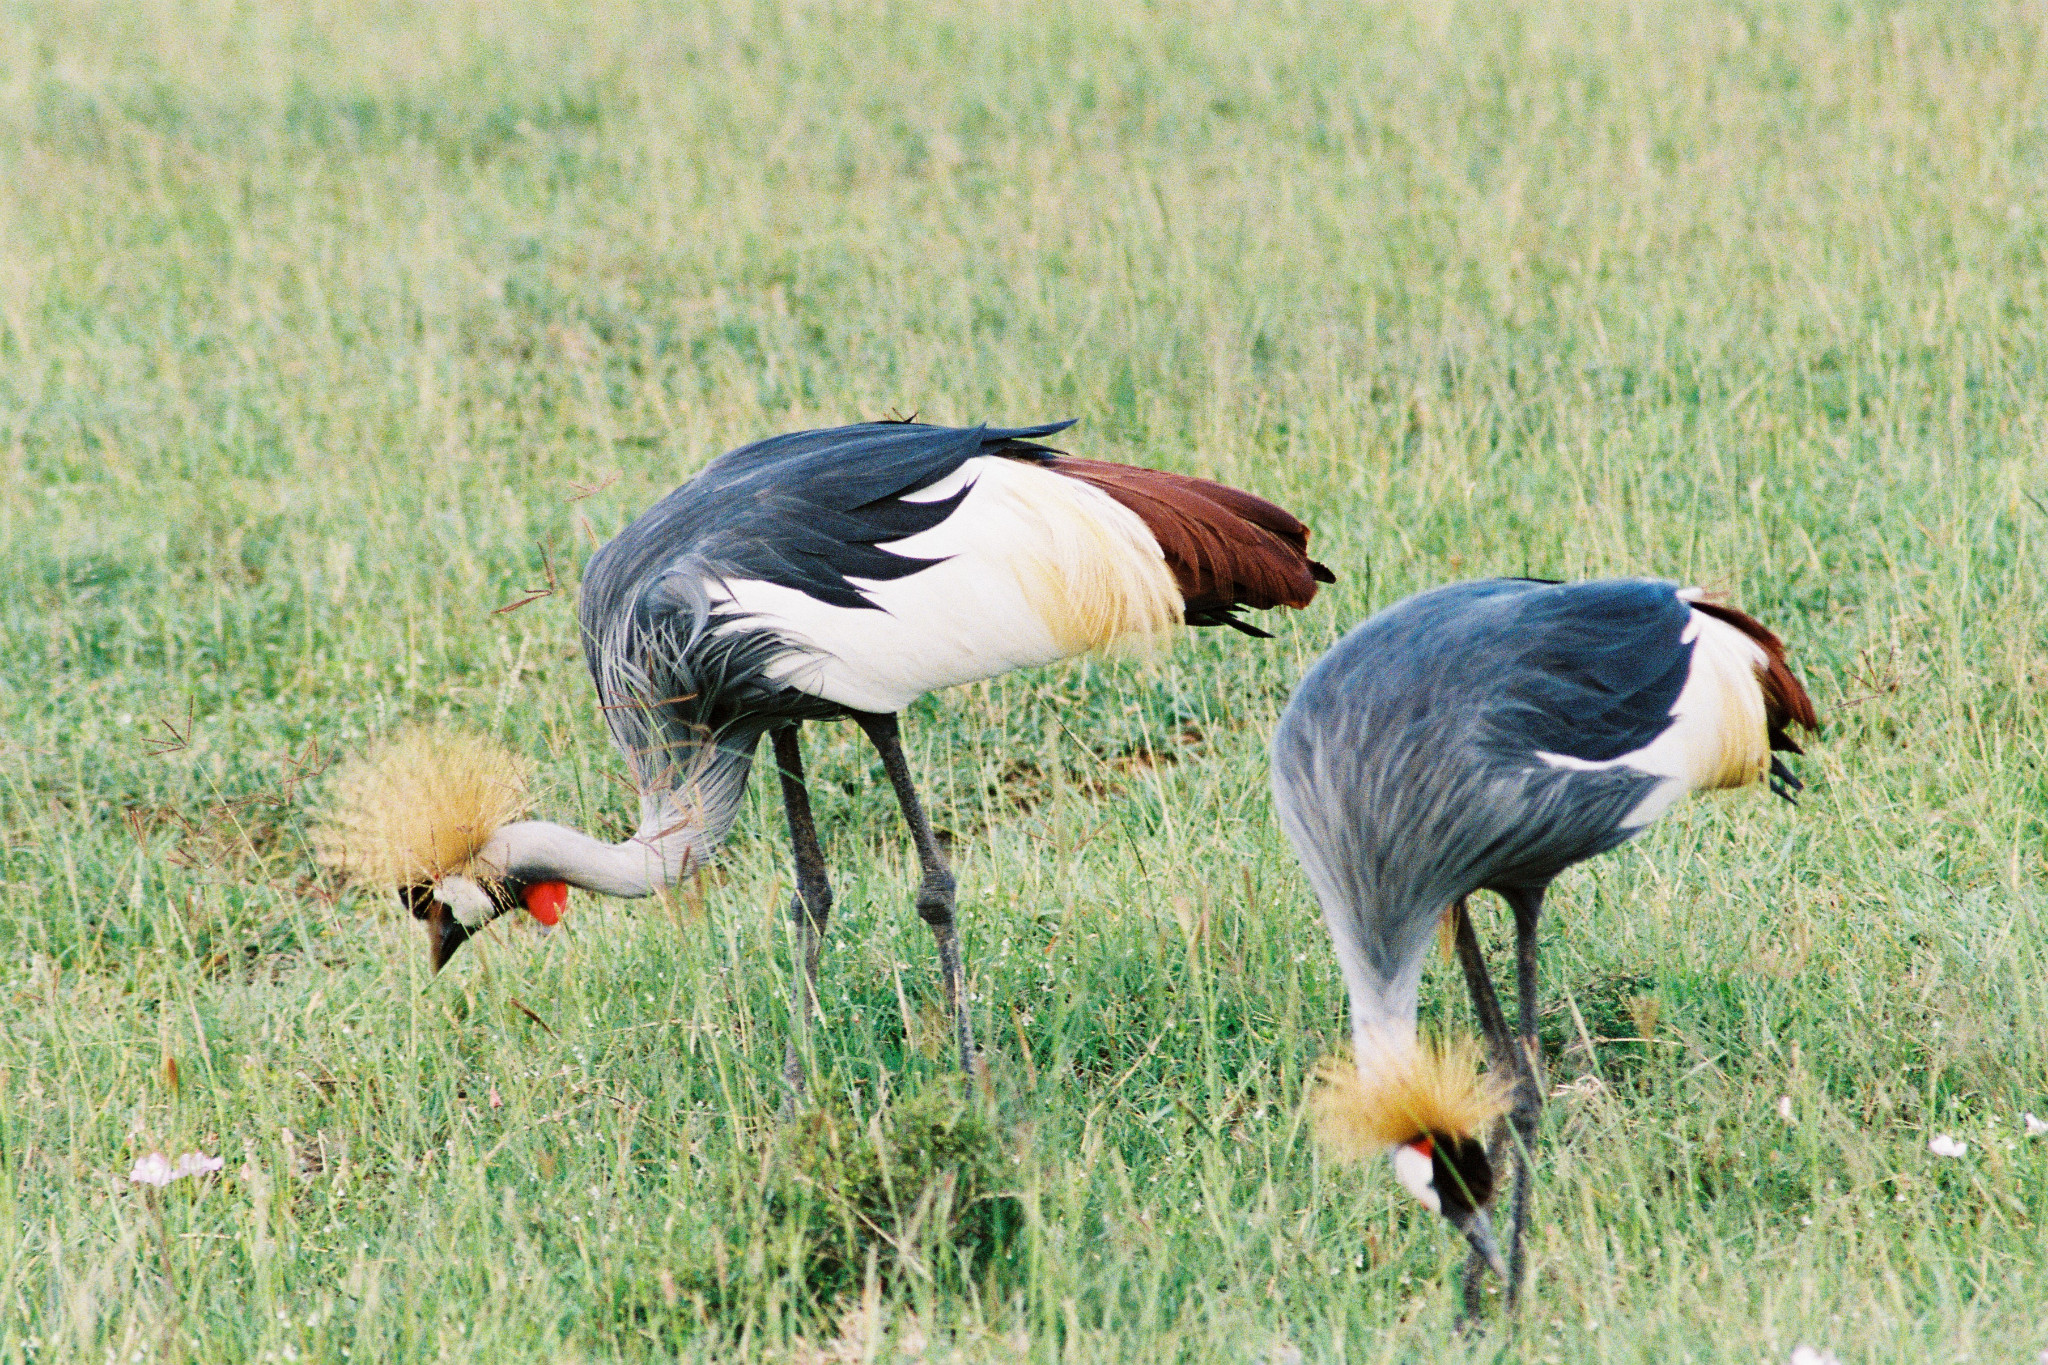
[521,880,568,926]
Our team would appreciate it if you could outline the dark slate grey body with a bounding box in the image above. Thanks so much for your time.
[577,421,1074,825]
[1271,578,1695,1029]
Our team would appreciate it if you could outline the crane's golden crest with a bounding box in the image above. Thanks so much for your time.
[312,727,531,888]
[1309,1038,1510,1159]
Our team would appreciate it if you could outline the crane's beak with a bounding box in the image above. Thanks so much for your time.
[427,902,473,973]
[1452,1207,1507,1278]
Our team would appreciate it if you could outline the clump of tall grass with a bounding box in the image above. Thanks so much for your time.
[683,1083,1023,1323]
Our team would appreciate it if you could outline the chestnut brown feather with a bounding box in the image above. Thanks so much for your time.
[1044,457,1334,631]
[1685,599,1821,752]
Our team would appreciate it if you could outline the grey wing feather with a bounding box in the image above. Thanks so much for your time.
[1272,578,1690,979]
[581,569,830,855]
[584,419,1075,617]
[575,420,1073,841]
[1477,579,1693,765]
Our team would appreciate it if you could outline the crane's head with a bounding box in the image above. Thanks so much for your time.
[1311,1040,1511,1275]
[313,727,568,971]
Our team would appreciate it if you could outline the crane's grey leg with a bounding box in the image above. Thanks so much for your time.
[773,724,835,1100]
[1449,897,1520,1322]
[854,711,977,1075]
[1499,884,1549,1310]
[1450,898,1519,1076]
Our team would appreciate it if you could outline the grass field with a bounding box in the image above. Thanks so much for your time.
[3,0,2047,1359]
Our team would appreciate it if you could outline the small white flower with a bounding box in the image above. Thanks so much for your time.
[1790,1347,1842,1365]
[1777,1095,1796,1124]
[2023,1112,2048,1138]
[1928,1134,1968,1158]
[127,1150,223,1186]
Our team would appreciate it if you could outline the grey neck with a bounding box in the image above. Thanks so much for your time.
[473,794,712,898]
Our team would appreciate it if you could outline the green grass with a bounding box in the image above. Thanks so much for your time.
[3,0,2046,1359]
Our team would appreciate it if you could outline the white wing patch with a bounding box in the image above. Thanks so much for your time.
[1535,600,1773,828]
[713,456,1182,714]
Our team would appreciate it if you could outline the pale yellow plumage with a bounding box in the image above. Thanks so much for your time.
[312,727,529,888]
[1310,1037,1511,1159]
[987,458,1184,655]
[1681,613,1774,790]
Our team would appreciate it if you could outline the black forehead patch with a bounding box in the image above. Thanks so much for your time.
[1431,1133,1496,1218]
[400,884,436,921]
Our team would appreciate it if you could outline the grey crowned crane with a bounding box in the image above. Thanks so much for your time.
[319,419,1332,1080]
[1269,577,1818,1313]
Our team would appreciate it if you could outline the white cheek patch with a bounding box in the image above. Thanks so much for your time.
[432,876,495,929]
[1391,1143,1441,1214]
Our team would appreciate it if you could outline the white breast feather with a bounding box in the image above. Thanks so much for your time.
[714,457,1182,714]
[1535,603,1772,827]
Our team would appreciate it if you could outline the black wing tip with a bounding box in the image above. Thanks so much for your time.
[1310,558,1336,585]
[1185,607,1275,638]
[1770,727,1808,755]
[995,417,1079,439]
[980,418,1078,459]
[1768,756,1805,805]
[853,415,1076,439]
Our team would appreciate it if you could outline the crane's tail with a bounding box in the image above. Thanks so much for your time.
[1309,1038,1510,1160]
[1041,455,1335,631]
[312,727,532,889]
[1680,594,1822,748]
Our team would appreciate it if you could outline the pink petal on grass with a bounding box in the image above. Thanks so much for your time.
[2024,1112,2048,1138]
[127,1151,223,1186]
[127,1154,175,1187]
[1928,1134,1968,1158]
